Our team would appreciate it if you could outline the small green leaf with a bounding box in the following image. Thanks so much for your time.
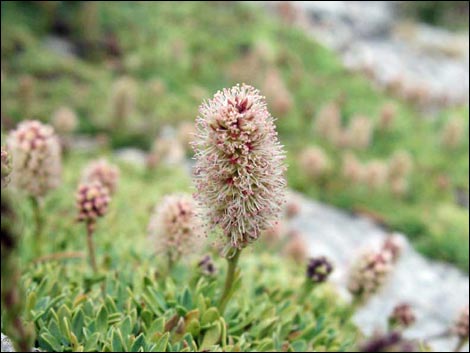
[186,319,201,337]
[201,307,219,326]
[291,339,307,352]
[200,321,222,350]
[40,332,62,352]
[112,328,127,352]
[148,317,165,335]
[181,287,193,309]
[130,333,146,352]
[83,332,100,352]
[120,315,132,338]
[154,332,170,352]
[97,306,108,333]
[72,309,85,340]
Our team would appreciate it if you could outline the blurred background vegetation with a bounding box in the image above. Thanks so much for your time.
[1,1,468,273]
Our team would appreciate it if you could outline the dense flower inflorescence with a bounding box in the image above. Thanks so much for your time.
[306,256,334,284]
[382,235,404,263]
[362,160,388,190]
[262,68,293,117]
[109,76,137,127]
[360,332,418,352]
[82,159,120,195]
[192,84,287,254]
[284,230,308,263]
[389,303,416,329]
[441,117,465,149]
[388,150,413,180]
[453,306,469,341]
[314,102,341,144]
[76,182,111,225]
[1,146,12,188]
[298,146,330,179]
[148,194,202,261]
[342,152,363,184]
[261,221,285,243]
[284,193,301,219]
[177,121,196,152]
[348,249,393,302]
[147,135,185,170]
[198,255,217,276]
[7,120,61,198]
[379,102,397,131]
[347,115,374,150]
[51,106,78,134]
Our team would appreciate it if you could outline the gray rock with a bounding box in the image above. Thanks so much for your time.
[114,147,147,169]
[0,333,40,352]
[1,333,15,353]
[288,192,469,352]
[259,1,469,110]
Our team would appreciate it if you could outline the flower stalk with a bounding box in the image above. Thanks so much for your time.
[86,221,98,274]
[218,249,241,314]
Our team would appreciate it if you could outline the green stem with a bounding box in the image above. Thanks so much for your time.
[454,338,468,352]
[218,249,241,315]
[30,196,43,255]
[86,222,98,274]
[299,279,314,303]
[167,252,174,274]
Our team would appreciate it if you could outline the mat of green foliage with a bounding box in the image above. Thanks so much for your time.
[8,153,357,352]
[1,1,468,273]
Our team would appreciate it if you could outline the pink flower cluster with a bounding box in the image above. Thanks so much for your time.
[76,181,111,225]
[192,84,286,254]
[82,159,120,195]
[389,303,416,329]
[1,146,12,188]
[348,249,393,302]
[7,120,61,198]
[453,306,469,340]
[148,194,202,261]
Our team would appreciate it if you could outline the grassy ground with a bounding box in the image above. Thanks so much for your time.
[1,0,468,274]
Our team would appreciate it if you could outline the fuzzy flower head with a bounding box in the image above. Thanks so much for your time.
[347,115,374,150]
[7,120,61,198]
[298,146,330,179]
[192,84,287,255]
[382,235,404,263]
[82,159,120,195]
[51,106,78,135]
[360,332,418,352]
[306,256,334,284]
[198,255,217,276]
[342,152,364,184]
[261,220,285,244]
[453,306,469,341]
[177,121,196,152]
[1,146,12,188]
[389,303,416,329]
[147,135,185,170]
[284,193,301,219]
[109,76,137,127]
[76,181,111,225]
[348,249,393,302]
[362,160,388,190]
[314,102,341,144]
[283,230,308,263]
[388,150,413,180]
[442,117,465,149]
[262,68,293,117]
[379,102,397,131]
[148,194,202,261]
